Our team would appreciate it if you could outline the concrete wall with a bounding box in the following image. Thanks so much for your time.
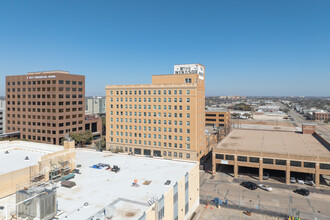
[0,165,38,198]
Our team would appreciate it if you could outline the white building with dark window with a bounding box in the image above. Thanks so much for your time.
[86,96,106,114]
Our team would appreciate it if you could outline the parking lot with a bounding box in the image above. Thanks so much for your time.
[199,171,330,220]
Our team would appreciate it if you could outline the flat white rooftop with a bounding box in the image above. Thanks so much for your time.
[0,141,64,175]
[56,150,197,220]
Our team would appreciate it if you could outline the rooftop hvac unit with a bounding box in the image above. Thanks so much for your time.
[16,186,57,220]
[105,205,116,218]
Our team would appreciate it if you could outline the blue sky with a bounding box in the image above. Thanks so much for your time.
[0,0,329,96]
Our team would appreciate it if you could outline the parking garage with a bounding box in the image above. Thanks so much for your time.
[212,126,330,187]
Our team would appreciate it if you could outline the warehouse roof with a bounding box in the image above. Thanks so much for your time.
[216,129,330,158]
[55,150,197,220]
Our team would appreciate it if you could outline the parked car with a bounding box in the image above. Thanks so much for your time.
[241,181,257,190]
[290,177,296,183]
[294,188,310,196]
[297,178,304,184]
[263,172,269,180]
[305,180,315,186]
[258,184,272,191]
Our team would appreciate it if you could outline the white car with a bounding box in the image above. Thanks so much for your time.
[297,179,305,184]
[258,184,272,191]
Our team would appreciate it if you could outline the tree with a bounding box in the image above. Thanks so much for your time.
[243,113,251,118]
[234,103,252,111]
[69,131,93,147]
[101,116,106,135]
[95,137,106,151]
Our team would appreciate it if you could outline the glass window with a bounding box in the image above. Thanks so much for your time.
[304,162,315,168]
[275,159,286,166]
[249,157,259,163]
[290,161,301,167]
[225,155,234,160]
[237,156,247,162]
[263,158,273,164]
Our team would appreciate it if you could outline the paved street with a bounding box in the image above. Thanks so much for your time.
[199,171,330,220]
[283,104,330,143]
[194,204,284,220]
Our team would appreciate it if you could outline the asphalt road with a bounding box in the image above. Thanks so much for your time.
[286,107,330,143]
[200,171,330,220]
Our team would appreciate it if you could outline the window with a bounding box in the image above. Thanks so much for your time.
[225,155,234,160]
[237,156,247,162]
[249,157,259,163]
[185,78,192,83]
[290,161,301,167]
[134,148,141,155]
[304,162,315,168]
[263,158,273,164]
[275,159,286,166]
[216,154,224,159]
[320,163,330,170]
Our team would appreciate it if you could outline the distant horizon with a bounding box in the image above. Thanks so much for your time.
[1,0,330,97]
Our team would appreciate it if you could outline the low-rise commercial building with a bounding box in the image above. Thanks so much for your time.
[1,149,199,220]
[212,125,330,187]
[85,114,103,138]
[205,110,231,128]
[314,111,330,121]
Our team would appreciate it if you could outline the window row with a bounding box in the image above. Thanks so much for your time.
[114,146,191,159]
[7,126,83,133]
[7,108,83,113]
[7,101,83,106]
[7,94,83,99]
[111,105,190,111]
[215,154,330,170]
[111,131,190,141]
[7,87,83,92]
[111,111,190,118]
[7,80,83,86]
[110,89,190,96]
[7,120,83,125]
[110,97,190,103]
[111,139,190,149]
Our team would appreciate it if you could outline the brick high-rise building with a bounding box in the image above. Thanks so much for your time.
[105,64,206,161]
[6,71,85,145]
